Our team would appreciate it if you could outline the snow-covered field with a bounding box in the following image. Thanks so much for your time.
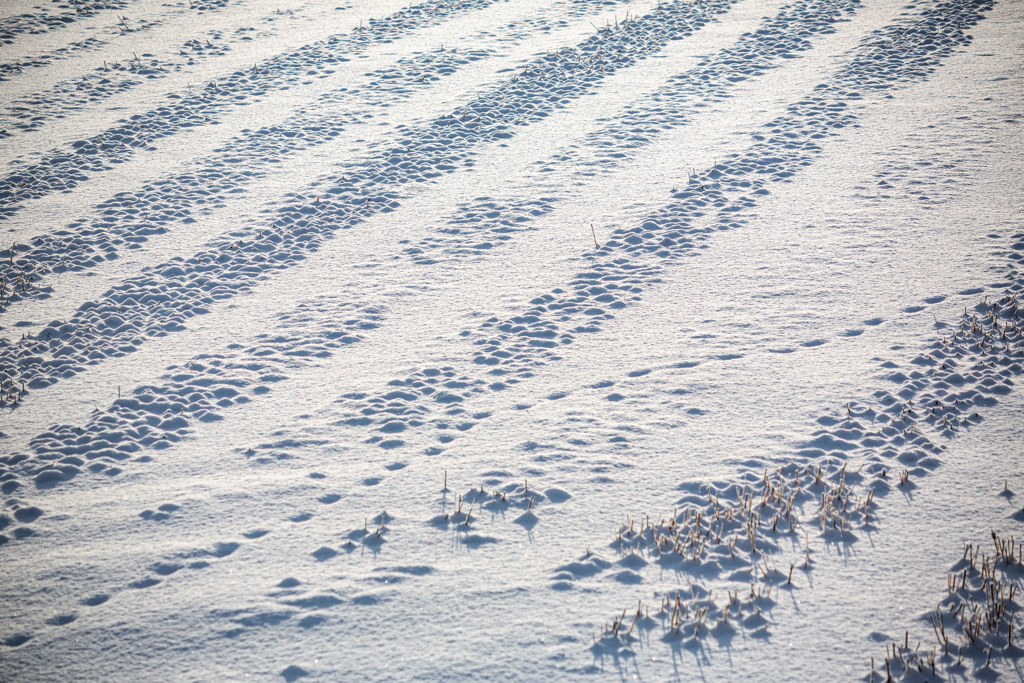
[1,0,1022,680]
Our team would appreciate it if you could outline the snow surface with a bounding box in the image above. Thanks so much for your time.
[0,0,1022,680]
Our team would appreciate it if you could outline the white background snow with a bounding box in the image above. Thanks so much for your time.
[0,0,1022,680]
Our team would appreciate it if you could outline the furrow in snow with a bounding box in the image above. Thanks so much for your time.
[102,0,1001,467]
[0,0,745,404]
[0,0,581,209]
[0,0,884,454]
[0,0,238,98]
[0,0,136,50]
[0,4,278,137]
[0,0,1021,680]
[12,0,868,380]
[0,0,655,300]
[0,0,994,509]
[0,0,501,151]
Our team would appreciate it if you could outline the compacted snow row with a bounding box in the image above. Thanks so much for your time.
[0,0,1021,680]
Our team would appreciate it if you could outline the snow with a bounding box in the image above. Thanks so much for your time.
[0,0,1022,680]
